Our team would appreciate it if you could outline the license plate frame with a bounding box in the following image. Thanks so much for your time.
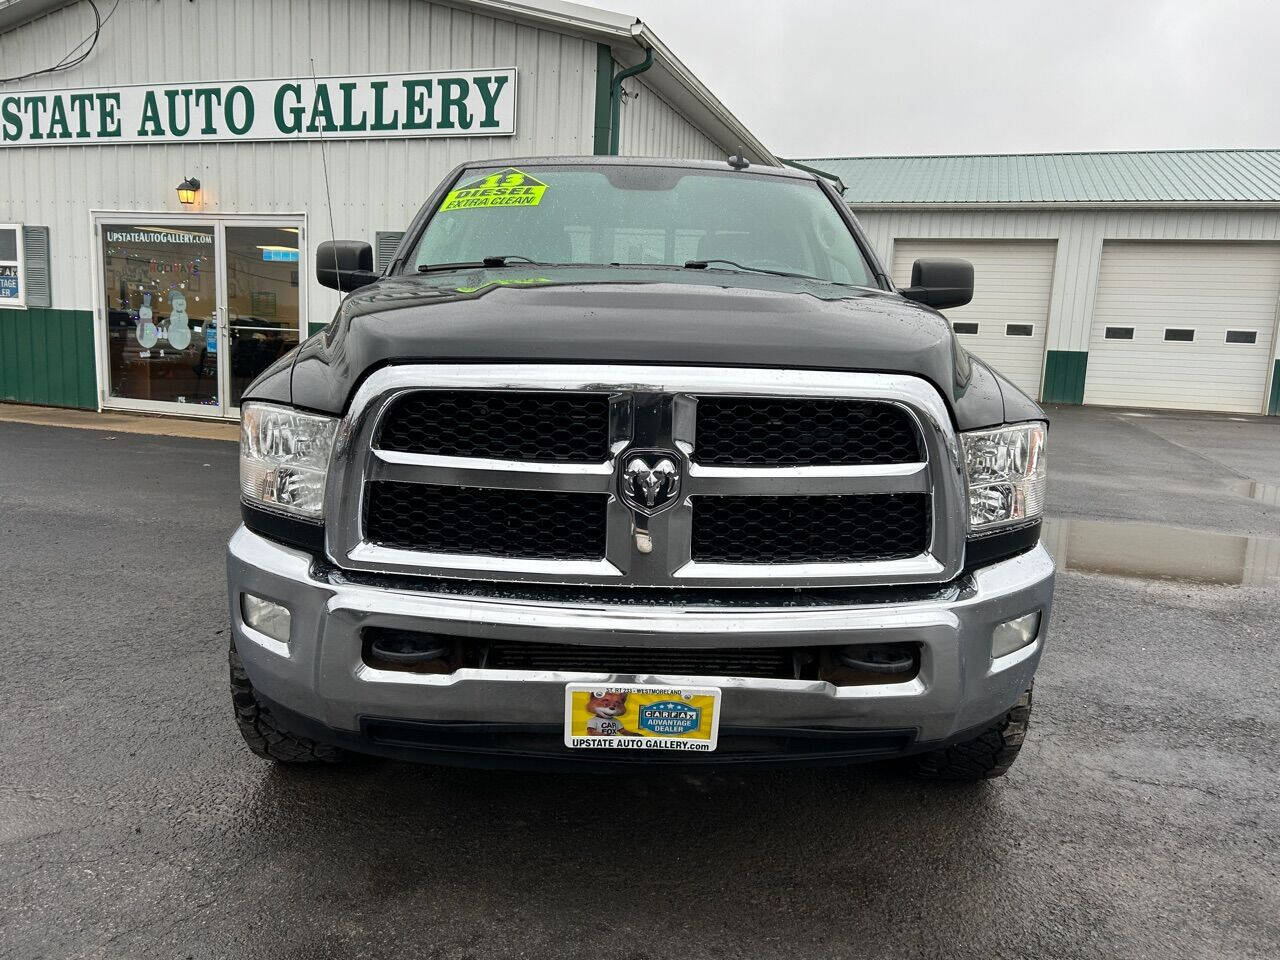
[563,683,722,752]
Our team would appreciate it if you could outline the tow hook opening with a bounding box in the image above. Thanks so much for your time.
[820,644,921,686]
[364,627,458,674]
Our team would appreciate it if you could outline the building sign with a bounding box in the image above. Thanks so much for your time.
[0,69,517,147]
[0,225,23,307]
[0,265,18,302]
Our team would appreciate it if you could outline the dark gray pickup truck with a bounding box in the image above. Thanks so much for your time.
[227,155,1052,779]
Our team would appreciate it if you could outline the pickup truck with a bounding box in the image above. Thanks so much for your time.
[228,155,1053,780]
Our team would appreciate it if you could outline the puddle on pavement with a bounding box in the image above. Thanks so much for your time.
[1041,517,1280,586]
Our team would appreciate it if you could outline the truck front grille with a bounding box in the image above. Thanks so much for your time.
[331,366,961,588]
[693,397,920,466]
[378,390,610,462]
[365,482,609,559]
[692,493,929,564]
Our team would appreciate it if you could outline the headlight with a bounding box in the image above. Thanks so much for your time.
[961,421,1046,532]
[240,402,338,518]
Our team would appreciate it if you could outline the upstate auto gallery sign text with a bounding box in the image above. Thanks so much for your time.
[0,69,516,146]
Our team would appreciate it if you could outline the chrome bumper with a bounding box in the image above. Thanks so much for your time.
[227,526,1054,749]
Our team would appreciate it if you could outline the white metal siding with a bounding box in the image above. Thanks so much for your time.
[1084,242,1280,413]
[617,76,721,160]
[0,0,599,324]
[891,239,1055,397]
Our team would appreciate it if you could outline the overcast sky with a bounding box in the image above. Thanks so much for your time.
[590,0,1280,158]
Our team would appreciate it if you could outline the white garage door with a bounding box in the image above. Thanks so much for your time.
[1085,242,1280,413]
[892,240,1055,398]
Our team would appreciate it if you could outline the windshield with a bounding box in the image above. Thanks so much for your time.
[407,164,876,287]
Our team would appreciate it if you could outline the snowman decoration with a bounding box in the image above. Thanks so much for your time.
[135,292,159,348]
[167,289,192,350]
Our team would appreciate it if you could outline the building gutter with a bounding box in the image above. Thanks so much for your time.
[0,0,77,36]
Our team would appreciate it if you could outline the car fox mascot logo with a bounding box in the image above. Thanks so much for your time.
[584,691,636,736]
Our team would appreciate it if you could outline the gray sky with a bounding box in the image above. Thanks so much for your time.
[590,0,1280,158]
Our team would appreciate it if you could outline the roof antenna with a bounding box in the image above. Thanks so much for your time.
[727,146,750,170]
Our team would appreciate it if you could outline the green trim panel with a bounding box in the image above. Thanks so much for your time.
[1269,359,1280,416]
[308,321,329,338]
[0,308,97,410]
[592,44,614,156]
[1041,350,1088,405]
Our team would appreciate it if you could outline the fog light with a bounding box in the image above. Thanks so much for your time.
[991,611,1040,659]
[242,593,291,644]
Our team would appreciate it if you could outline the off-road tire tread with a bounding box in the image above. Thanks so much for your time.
[913,686,1032,781]
[229,640,344,764]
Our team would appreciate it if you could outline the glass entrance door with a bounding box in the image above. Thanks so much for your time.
[97,216,305,417]
[222,225,302,410]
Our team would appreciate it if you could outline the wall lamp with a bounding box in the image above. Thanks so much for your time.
[177,177,201,205]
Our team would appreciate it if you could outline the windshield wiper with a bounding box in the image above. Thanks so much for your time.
[417,254,545,273]
[683,258,829,283]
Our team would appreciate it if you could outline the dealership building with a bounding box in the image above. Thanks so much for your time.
[0,0,773,417]
[813,150,1280,416]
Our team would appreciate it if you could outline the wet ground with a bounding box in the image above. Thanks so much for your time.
[1,405,1278,959]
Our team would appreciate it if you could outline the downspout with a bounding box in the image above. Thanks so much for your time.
[607,46,654,155]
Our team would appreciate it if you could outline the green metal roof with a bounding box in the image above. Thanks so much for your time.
[799,150,1280,204]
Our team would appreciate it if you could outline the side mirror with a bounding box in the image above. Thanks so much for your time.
[901,258,973,310]
[316,240,378,292]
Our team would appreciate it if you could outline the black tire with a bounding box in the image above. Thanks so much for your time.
[229,640,345,765]
[913,686,1032,781]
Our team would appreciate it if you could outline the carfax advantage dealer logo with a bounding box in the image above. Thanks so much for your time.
[440,168,547,210]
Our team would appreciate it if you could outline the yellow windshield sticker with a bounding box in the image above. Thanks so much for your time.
[440,168,548,211]
[454,276,553,294]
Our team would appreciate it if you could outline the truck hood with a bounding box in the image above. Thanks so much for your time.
[266,268,1018,429]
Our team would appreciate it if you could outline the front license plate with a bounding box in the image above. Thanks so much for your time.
[564,683,721,752]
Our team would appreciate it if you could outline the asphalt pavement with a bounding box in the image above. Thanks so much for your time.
[0,406,1277,960]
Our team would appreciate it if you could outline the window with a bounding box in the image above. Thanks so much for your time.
[1164,328,1195,342]
[409,164,876,288]
[1005,323,1034,337]
[1225,330,1258,345]
[1104,327,1134,340]
[0,224,24,309]
[952,321,979,335]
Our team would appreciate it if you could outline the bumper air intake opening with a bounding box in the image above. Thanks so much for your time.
[360,628,921,686]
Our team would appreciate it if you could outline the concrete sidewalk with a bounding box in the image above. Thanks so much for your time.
[0,402,239,442]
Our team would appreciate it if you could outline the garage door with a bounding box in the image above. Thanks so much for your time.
[892,240,1055,398]
[1084,242,1280,413]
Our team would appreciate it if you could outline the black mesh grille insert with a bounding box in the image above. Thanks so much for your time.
[693,494,929,563]
[378,391,610,462]
[365,482,608,560]
[486,641,796,679]
[693,397,920,466]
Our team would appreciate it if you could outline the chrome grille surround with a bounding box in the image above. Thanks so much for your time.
[325,365,966,588]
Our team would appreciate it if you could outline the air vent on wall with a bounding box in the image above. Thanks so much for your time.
[374,231,405,273]
[22,226,51,308]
